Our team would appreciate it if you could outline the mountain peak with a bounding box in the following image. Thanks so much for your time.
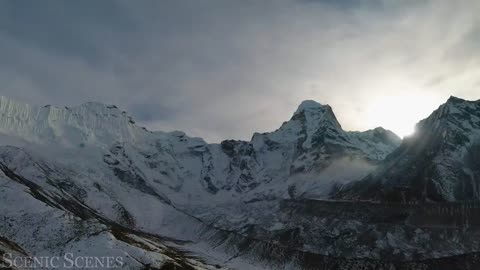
[365,127,401,141]
[294,100,326,115]
[446,95,468,104]
[439,96,479,119]
[416,96,480,129]
[444,95,480,108]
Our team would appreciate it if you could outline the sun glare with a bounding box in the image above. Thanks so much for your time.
[365,93,444,138]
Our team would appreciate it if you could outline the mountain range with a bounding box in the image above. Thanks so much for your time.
[0,95,479,270]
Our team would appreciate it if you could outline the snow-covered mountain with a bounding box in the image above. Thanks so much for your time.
[1,95,479,270]
[337,96,480,202]
[0,96,147,147]
[0,97,400,201]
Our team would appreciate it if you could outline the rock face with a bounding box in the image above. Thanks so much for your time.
[338,96,480,202]
[1,95,479,270]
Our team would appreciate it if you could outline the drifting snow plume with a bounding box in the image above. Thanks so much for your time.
[287,157,376,199]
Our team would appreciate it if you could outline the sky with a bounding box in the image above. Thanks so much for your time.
[0,0,480,142]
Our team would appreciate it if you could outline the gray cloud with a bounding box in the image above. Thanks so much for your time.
[0,0,479,142]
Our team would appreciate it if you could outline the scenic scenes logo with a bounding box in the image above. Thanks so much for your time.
[1,253,124,269]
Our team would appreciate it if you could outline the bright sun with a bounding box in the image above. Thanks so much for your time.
[365,93,444,138]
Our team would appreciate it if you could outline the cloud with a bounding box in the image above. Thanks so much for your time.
[0,0,479,142]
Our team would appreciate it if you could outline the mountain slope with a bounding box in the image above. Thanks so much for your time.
[337,96,480,202]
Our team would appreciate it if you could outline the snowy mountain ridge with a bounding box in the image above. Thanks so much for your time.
[0,96,151,147]
[0,96,400,199]
[4,95,480,269]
